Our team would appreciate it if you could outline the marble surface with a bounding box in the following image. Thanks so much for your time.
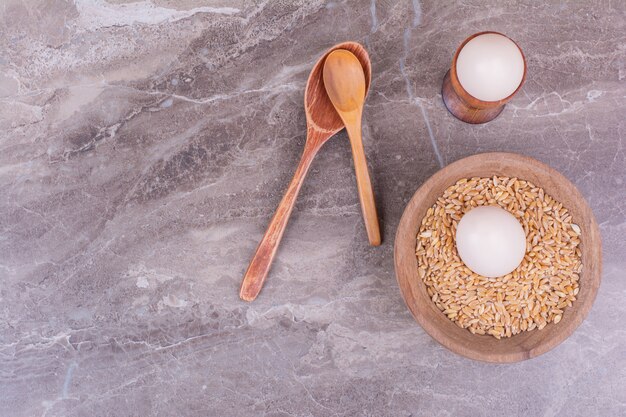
[1,1,625,416]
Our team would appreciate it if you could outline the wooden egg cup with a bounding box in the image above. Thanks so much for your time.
[442,32,527,124]
[394,153,602,363]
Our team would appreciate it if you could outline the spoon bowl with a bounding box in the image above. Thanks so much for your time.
[305,43,371,132]
[323,50,367,112]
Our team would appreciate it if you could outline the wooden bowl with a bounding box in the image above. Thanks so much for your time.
[394,153,602,362]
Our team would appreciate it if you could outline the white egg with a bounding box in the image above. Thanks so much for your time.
[455,206,526,278]
[456,33,525,102]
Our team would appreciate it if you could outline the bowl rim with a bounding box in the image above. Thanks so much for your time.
[394,152,602,363]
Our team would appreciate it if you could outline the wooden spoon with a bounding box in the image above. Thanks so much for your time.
[323,49,381,246]
[239,42,371,302]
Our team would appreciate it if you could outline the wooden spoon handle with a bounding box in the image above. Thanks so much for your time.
[239,137,320,301]
[345,119,381,246]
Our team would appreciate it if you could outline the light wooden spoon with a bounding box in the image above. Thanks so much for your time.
[323,49,381,246]
[240,42,371,302]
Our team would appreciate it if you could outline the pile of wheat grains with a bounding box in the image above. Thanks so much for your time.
[416,176,582,339]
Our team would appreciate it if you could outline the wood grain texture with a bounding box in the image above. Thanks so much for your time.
[323,50,381,246]
[442,31,527,124]
[394,152,602,363]
[343,116,381,246]
[240,42,371,301]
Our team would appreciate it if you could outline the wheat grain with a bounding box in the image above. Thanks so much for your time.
[416,176,582,339]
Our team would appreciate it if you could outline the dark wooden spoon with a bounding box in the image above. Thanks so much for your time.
[240,42,371,301]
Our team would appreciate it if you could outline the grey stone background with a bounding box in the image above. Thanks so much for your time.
[1,1,624,416]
